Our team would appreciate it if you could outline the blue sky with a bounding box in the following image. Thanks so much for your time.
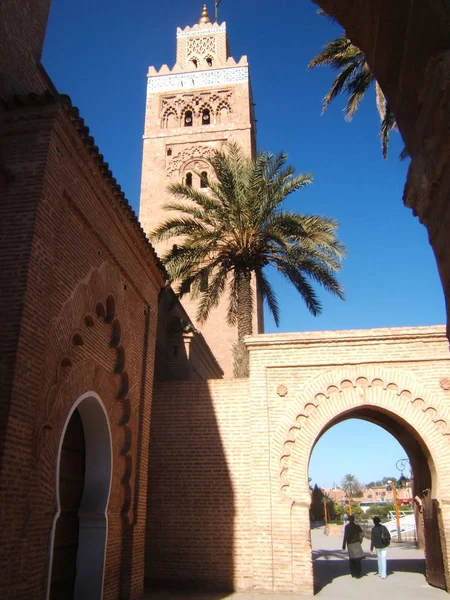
[309,419,408,489]
[42,1,445,489]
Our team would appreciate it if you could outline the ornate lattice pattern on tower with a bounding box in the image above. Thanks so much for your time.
[187,36,216,58]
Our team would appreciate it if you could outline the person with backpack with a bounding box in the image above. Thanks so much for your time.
[370,516,391,579]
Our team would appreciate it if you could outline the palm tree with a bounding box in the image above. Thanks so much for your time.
[150,142,345,376]
[341,474,362,515]
[307,12,398,159]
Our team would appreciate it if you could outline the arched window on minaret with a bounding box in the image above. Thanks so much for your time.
[185,172,193,187]
[205,56,213,67]
[202,108,211,125]
[190,57,199,69]
[165,111,177,129]
[216,103,230,124]
[184,110,193,127]
[200,171,208,188]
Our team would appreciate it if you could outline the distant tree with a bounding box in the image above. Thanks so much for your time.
[365,480,381,488]
[365,477,398,488]
[331,500,362,521]
[366,502,395,519]
[330,501,346,521]
[348,501,363,518]
[382,476,399,486]
[341,474,362,500]
[310,484,325,520]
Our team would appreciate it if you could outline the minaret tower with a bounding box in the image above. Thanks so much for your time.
[139,4,263,377]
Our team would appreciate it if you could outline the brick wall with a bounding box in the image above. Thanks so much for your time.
[0,0,52,96]
[148,325,450,593]
[0,98,165,599]
[147,379,252,591]
[0,101,54,478]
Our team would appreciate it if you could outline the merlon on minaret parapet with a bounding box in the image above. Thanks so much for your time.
[146,7,250,92]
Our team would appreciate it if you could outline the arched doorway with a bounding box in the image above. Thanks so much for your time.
[48,393,112,600]
[273,368,450,594]
[309,413,445,591]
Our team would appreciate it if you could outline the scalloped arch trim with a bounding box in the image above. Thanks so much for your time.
[273,366,450,502]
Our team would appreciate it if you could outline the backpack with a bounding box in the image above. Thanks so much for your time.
[381,525,391,547]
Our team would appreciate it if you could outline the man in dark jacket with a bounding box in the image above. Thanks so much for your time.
[370,516,391,579]
[342,515,365,578]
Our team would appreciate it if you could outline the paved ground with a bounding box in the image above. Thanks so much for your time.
[310,526,446,599]
[143,527,448,599]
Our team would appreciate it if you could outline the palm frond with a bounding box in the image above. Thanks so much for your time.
[308,15,403,158]
[196,264,229,323]
[150,216,209,242]
[344,67,374,120]
[308,36,359,70]
[274,258,322,316]
[322,62,361,114]
[255,268,280,326]
[380,103,396,159]
[158,141,345,348]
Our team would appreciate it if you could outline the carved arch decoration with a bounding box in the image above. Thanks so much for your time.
[273,366,450,504]
[160,90,233,123]
[216,100,231,123]
[166,144,220,177]
[162,107,178,129]
[199,102,214,124]
[188,54,201,68]
[33,262,136,522]
[181,103,196,126]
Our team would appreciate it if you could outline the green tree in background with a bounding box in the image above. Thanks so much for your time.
[341,474,363,512]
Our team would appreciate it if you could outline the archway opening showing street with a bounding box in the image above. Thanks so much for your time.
[48,393,112,600]
[308,413,444,594]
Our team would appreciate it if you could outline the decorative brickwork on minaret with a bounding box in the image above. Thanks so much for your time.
[139,4,263,378]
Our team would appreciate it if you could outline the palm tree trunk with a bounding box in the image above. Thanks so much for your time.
[233,270,253,378]
[237,270,253,340]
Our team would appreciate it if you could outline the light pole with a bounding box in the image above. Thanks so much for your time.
[396,458,413,499]
[387,458,412,542]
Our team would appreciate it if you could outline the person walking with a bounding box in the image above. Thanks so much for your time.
[370,516,391,579]
[342,515,365,578]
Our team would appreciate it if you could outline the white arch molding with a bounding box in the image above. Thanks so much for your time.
[47,392,113,600]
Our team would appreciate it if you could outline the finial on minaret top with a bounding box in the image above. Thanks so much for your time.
[199,4,211,24]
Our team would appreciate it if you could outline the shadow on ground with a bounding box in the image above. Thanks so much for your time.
[313,549,425,595]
